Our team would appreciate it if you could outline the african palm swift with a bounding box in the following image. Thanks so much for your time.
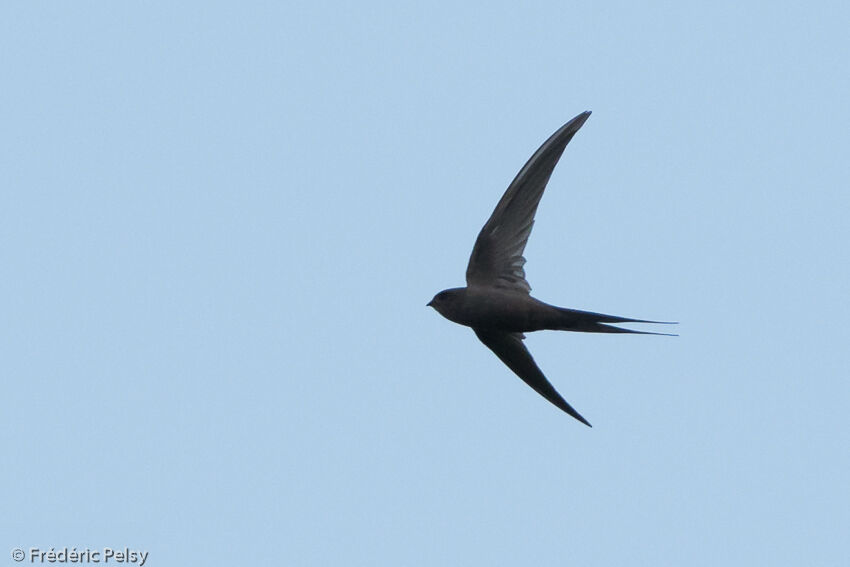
[427,111,674,427]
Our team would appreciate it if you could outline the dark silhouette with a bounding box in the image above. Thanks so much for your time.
[428,111,675,426]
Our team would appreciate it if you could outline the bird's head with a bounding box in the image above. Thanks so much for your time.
[427,288,464,318]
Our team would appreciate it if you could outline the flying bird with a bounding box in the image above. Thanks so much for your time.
[427,111,674,427]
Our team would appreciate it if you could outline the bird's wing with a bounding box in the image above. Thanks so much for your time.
[466,111,591,294]
[473,328,591,426]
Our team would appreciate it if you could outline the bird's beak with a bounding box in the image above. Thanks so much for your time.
[426,300,433,307]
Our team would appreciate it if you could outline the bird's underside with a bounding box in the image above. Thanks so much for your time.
[428,111,676,426]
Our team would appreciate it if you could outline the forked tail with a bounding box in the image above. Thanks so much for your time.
[554,307,678,336]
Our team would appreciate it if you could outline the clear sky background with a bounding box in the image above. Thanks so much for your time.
[2,2,848,566]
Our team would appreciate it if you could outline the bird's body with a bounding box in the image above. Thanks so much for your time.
[429,286,556,331]
[429,286,662,334]
[428,111,674,427]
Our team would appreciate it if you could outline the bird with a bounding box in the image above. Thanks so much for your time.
[427,111,675,427]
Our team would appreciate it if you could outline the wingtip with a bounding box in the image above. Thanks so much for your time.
[573,110,592,124]
[561,111,592,134]
[550,111,592,141]
[574,413,593,428]
[560,403,593,427]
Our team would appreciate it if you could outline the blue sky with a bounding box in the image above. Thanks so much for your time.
[2,2,848,565]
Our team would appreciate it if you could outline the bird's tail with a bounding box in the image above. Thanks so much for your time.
[552,307,678,336]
